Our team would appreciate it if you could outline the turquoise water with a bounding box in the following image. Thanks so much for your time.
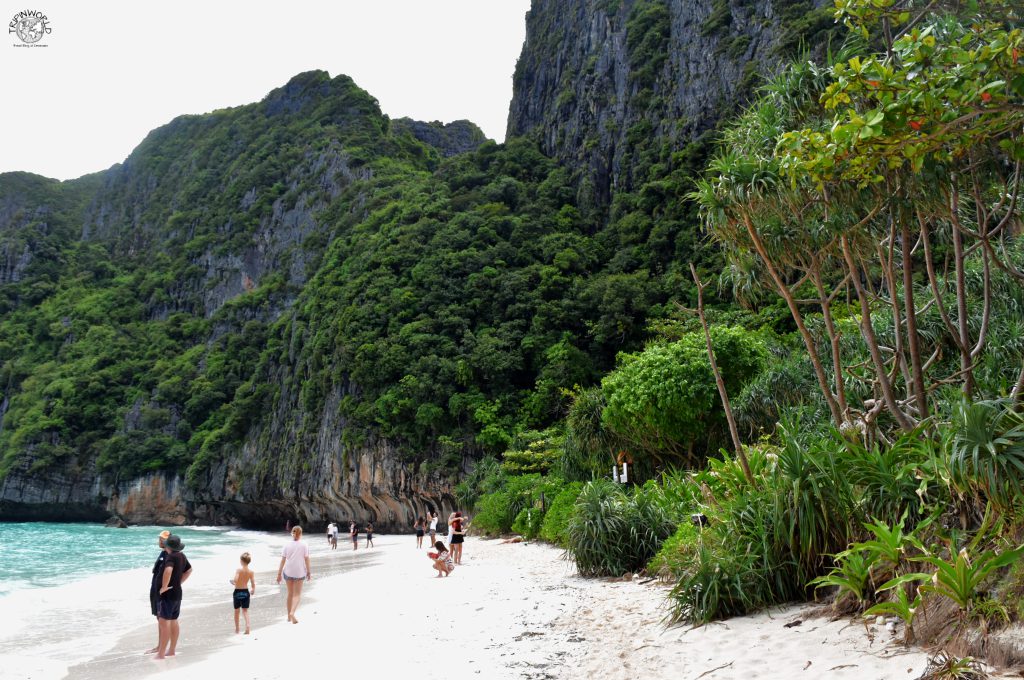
[0,522,256,597]
[0,521,288,679]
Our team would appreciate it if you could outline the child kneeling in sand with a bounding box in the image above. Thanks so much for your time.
[231,552,256,634]
[428,541,454,577]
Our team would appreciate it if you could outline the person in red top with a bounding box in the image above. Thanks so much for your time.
[449,511,466,565]
[155,534,192,660]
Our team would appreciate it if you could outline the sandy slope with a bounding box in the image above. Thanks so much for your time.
[44,534,968,680]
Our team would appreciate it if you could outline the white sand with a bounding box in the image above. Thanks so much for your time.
[54,535,969,680]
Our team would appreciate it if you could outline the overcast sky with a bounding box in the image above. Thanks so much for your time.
[0,1,532,180]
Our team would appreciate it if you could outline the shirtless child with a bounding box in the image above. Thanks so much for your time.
[231,552,256,634]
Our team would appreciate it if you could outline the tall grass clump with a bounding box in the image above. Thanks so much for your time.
[948,399,1024,513]
[566,479,676,576]
[664,424,943,624]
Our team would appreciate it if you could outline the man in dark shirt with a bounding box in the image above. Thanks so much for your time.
[155,534,192,660]
[145,530,170,654]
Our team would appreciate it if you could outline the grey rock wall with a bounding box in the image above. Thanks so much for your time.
[507,0,826,203]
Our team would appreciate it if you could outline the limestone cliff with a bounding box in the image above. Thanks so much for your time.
[506,0,831,204]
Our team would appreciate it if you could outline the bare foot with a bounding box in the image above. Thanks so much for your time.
[245,628,251,635]
[291,617,299,624]
[145,647,158,654]
[166,651,176,657]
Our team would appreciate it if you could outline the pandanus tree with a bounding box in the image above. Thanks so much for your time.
[695,0,1024,439]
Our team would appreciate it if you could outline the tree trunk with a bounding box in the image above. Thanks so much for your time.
[949,178,976,396]
[809,255,850,420]
[690,263,753,485]
[742,212,845,426]
[841,235,916,431]
[901,221,929,419]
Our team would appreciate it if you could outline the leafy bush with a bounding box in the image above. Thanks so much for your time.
[471,473,565,537]
[669,487,785,623]
[540,482,583,546]
[512,506,545,540]
[600,326,766,466]
[648,521,701,580]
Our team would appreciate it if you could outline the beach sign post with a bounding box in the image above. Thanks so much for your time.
[614,451,632,484]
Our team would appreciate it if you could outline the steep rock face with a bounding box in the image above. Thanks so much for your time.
[0,463,105,521]
[189,376,458,531]
[507,0,828,204]
[108,473,188,525]
[392,118,489,157]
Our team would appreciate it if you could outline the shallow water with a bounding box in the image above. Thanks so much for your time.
[0,523,259,597]
[0,522,291,678]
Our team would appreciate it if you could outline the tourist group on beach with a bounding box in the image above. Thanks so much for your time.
[324,519,375,550]
[414,510,468,577]
[146,510,467,659]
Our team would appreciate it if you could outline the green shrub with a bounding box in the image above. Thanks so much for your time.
[540,481,583,546]
[668,502,779,623]
[648,521,701,580]
[512,506,545,540]
[600,326,765,466]
[471,473,564,537]
[566,479,676,577]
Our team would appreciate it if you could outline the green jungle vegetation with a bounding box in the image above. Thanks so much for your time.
[1,0,1023,668]
[459,0,1024,668]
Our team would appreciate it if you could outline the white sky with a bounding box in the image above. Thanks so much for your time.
[0,1,532,180]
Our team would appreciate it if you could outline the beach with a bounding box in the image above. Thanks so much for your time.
[5,533,980,680]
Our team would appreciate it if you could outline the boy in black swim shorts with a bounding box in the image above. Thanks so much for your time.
[231,552,256,634]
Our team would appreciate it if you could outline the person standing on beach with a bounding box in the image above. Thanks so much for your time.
[428,512,438,545]
[231,552,256,634]
[365,522,374,549]
[450,512,466,565]
[330,522,338,550]
[445,511,457,548]
[350,521,359,550]
[276,525,311,624]
[155,534,192,660]
[414,517,424,548]
[146,530,170,654]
